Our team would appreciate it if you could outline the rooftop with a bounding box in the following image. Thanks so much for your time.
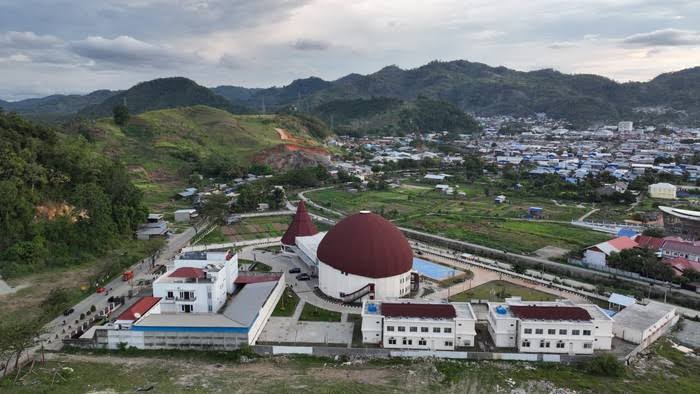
[509,305,592,321]
[613,302,676,331]
[116,296,161,322]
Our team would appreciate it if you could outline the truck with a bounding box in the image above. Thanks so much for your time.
[122,270,134,281]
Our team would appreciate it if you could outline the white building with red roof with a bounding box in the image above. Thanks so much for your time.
[583,236,639,267]
[486,298,613,354]
[361,299,476,350]
[153,250,238,314]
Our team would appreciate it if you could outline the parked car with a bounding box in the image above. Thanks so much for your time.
[96,287,106,294]
[295,273,311,281]
[288,267,301,274]
[62,308,75,316]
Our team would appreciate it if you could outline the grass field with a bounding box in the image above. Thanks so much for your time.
[298,303,342,322]
[221,216,292,241]
[307,187,610,254]
[2,339,697,393]
[271,286,300,317]
[449,280,559,302]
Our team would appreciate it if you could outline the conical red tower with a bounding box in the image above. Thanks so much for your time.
[281,200,319,246]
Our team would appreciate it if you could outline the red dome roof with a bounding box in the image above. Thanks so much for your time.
[317,211,413,278]
[281,200,318,246]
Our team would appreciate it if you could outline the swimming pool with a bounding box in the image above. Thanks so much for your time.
[412,257,459,280]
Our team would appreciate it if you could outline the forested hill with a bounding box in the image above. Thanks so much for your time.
[78,77,249,117]
[0,110,148,277]
[218,61,700,126]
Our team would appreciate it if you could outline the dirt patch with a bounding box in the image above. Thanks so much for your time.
[534,246,569,259]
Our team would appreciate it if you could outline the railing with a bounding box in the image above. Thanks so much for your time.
[340,283,374,303]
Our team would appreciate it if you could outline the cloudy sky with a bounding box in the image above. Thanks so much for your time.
[1,0,699,100]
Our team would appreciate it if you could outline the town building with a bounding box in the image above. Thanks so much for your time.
[660,206,700,241]
[96,250,284,350]
[280,200,320,253]
[316,211,418,302]
[135,213,169,240]
[648,183,677,199]
[618,121,634,133]
[361,299,476,350]
[174,209,198,223]
[583,237,638,266]
[486,298,613,354]
[612,302,677,345]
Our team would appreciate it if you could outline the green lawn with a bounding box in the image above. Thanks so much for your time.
[298,303,342,322]
[272,286,300,317]
[449,280,559,302]
[307,187,610,254]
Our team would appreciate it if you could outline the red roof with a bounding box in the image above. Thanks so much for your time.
[607,236,638,250]
[281,201,318,246]
[664,257,700,275]
[116,296,160,322]
[382,303,456,319]
[317,212,413,278]
[509,305,592,321]
[635,235,664,250]
[169,267,205,278]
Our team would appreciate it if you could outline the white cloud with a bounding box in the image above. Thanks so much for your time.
[622,28,700,47]
[69,35,203,67]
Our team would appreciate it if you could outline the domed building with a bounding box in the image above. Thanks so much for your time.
[316,211,417,301]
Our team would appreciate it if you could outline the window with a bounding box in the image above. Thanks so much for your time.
[166,291,173,299]
[398,326,405,332]
[181,305,192,313]
[583,330,591,336]
[524,328,532,334]
[410,326,418,332]
[445,341,453,347]
[208,305,212,312]
[388,338,396,345]
[387,326,394,332]
[433,327,441,333]
[522,340,531,348]
[421,327,429,333]
[559,329,567,335]
[556,342,565,349]
[548,329,556,335]
[539,341,550,348]
[572,330,580,336]
[535,329,543,335]
[402,339,413,345]
[418,339,427,346]
[444,327,452,333]
[583,343,593,349]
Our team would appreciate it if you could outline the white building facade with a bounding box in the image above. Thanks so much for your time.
[319,263,413,300]
[361,300,476,350]
[486,298,613,354]
[648,183,677,199]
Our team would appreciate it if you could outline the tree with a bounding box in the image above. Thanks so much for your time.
[112,104,130,126]
[511,261,528,275]
[199,193,230,225]
[585,354,625,377]
[642,227,665,238]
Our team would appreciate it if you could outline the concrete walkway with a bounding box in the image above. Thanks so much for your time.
[238,246,360,314]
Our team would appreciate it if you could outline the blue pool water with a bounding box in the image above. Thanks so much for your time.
[412,257,459,280]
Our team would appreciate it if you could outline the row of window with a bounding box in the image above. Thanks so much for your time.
[522,340,593,349]
[387,338,453,347]
[523,328,591,336]
[386,326,452,333]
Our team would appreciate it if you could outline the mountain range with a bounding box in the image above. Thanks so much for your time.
[3,60,700,128]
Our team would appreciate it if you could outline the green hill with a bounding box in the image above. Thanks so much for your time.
[313,96,481,135]
[220,61,700,126]
[76,105,329,208]
[0,109,147,277]
[79,77,248,118]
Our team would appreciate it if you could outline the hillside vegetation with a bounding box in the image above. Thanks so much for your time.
[74,105,329,207]
[221,61,700,126]
[79,77,248,117]
[0,110,147,277]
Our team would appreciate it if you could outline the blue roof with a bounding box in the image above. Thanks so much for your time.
[617,228,639,238]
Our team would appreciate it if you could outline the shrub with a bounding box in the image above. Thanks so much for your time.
[585,354,625,377]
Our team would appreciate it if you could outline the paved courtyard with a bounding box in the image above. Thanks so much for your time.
[259,318,354,345]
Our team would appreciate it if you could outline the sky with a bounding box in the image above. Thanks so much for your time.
[1,0,699,100]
